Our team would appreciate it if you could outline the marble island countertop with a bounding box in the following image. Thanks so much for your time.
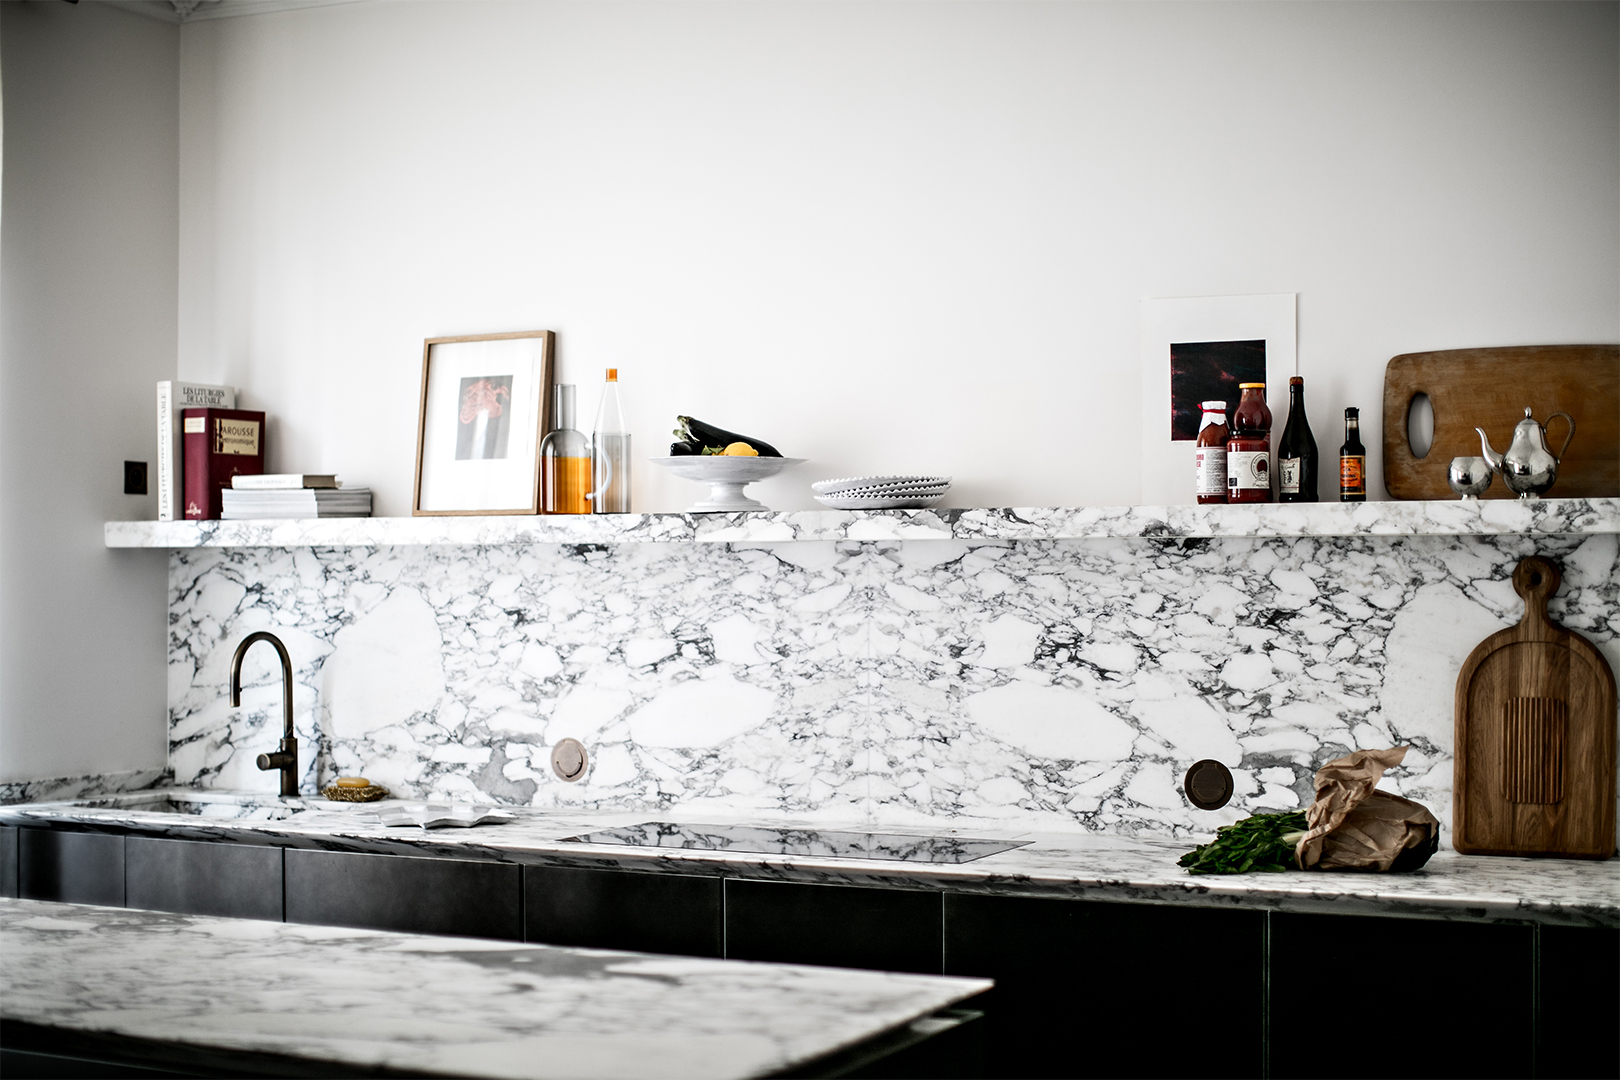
[103,497,1620,548]
[0,898,989,1079]
[8,791,1617,929]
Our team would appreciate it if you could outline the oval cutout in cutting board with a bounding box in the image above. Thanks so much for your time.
[1382,345,1618,500]
[1453,557,1616,858]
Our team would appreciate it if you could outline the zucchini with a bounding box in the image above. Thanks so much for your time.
[674,416,782,457]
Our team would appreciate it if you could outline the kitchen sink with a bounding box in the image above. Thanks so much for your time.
[561,822,1030,864]
[56,789,310,822]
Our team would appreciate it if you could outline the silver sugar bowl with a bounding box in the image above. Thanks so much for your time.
[1447,456,1494,499]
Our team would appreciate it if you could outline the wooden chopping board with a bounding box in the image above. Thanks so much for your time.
[1383,345,1619,500]
[1454,557,1616,858]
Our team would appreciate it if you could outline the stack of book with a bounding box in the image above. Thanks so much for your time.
[222,475,372,520]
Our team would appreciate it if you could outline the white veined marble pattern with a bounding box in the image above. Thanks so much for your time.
[0,899,989,1080]
[8,800,1614,927]
[165,527,1619,841]
[0,768,169,807]
[108,497,1620,547]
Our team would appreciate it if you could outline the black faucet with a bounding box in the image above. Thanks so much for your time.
[230,631,299,797]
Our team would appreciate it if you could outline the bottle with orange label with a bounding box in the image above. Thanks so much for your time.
[1339,407,1366,501]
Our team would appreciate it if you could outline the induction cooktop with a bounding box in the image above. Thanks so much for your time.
[559,822,1030,864]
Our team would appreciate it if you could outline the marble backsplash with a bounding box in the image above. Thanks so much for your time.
[0,768,170,807]
[163,526,1620,840]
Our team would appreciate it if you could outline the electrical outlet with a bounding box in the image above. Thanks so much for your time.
[124,461,148,495]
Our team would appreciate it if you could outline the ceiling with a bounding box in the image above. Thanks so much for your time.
[107,0,365,24]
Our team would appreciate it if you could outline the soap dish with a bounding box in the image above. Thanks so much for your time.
[323,783,389,802]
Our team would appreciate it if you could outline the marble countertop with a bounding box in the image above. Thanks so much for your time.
[103,497,1620,548]
[0,898,989,1079]
[8,792,1617,928]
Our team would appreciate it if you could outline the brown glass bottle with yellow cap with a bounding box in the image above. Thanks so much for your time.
[1225,383,1272,503]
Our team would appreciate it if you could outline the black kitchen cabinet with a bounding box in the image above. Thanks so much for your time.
[945,893,1265,1080]
[125,836,283,922]
[18,829,124,907]
[284,848,521,940]
[1269,911,1534,1079]
[1536,925,1620,1079]
[726,879,943,974]
[1,826,17,898]
[524,865,723,957]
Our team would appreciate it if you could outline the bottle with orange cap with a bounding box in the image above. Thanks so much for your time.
[589,368,631,513]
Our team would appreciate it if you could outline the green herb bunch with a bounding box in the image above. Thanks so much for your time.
[1177,811,1309,874]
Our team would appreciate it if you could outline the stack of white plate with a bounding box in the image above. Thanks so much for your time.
[811,475,951,509]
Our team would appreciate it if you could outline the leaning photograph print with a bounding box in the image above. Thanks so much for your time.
[413,330,554,515]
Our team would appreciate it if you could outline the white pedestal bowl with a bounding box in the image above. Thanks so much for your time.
[650,456,806,512]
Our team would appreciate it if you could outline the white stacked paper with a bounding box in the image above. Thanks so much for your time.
[221,488,372,520]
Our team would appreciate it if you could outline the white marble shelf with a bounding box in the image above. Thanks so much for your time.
[104,497,1620,548]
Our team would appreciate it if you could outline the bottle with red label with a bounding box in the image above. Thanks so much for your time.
[1226,383,1272,503]
[1194,401,1229,504]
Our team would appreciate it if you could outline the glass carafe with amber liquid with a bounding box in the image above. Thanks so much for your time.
[540,385,591,514]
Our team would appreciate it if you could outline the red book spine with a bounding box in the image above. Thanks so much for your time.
[183,408,267,520]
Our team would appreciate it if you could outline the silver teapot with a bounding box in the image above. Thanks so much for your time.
[1476,407,1575,499]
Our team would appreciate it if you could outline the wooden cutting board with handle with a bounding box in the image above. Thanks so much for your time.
[1454,556,1616,858]
[1383,344,1619,500]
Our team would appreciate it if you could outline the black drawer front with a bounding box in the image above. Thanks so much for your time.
[125,837,283,922]
[1270,912,1533,1079]
[945,893,1264,1079]
[0,827,17,898]
[726,879,942,974]
[18,829,124,907]
[1537,925,1620,1079]
[284,848,521,940]
[524,865,723,957]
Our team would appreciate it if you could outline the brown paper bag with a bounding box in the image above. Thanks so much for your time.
[1295,746,1440,872]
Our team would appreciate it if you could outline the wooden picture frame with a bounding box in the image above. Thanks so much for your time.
[412,330,555,516]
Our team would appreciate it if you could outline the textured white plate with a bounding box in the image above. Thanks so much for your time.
[368,804,516,829]
[814,494,947,510]
[829,483,951,497]
[812,475,950,495]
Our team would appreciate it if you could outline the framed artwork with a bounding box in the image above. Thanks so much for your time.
[1139,294,1296,504]
[412,330,554,516]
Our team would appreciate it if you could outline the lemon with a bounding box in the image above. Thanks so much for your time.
[721,442,759,457]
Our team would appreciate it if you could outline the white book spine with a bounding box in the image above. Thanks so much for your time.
[156,382,174,520]
[156,381,236,520]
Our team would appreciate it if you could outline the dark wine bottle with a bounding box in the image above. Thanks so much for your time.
[1339,407,1366,501]
[1277,376,1318,503]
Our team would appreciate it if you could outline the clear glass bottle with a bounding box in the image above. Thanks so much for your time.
[590,368,631,514]
[540,385,591,514]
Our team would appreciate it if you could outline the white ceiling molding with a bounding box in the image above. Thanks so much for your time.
[106,0,369,24]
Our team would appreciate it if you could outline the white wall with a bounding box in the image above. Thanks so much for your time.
[0,2,178,781]
[178,1,1619,514]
